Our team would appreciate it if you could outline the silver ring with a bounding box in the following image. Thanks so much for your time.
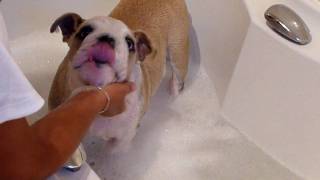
[96,87,111,114]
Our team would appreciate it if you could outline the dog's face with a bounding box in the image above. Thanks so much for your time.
[51,13,152,86]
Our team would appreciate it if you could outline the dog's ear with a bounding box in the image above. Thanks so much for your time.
[50,13,84,43]
[134,31,152,61]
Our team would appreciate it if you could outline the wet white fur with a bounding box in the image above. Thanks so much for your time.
[72,16,135,86]
[68,17,144,153]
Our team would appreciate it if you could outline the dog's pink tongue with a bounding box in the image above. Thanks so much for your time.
[88,43,115,65]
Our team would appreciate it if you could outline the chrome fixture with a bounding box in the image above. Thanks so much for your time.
[265,4,312,45]
[63,144,87,172]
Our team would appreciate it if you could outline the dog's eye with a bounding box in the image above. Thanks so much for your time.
[77,25,94,40]
[125,36,135,52]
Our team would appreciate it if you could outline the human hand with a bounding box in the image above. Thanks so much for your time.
[101,82,136,117]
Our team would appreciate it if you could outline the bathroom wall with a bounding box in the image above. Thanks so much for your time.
[1,0,251,105]
[0,0,118,40]
[186,0,250,104]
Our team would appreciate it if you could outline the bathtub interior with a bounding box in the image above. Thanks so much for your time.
[219,0,320,179]
[0,0,303,179]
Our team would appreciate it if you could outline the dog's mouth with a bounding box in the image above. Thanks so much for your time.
[73,43,115,69]
[73,43,121,86]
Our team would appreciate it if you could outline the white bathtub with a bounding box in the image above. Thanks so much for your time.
[0,0,311,179]
[221,0,320,179]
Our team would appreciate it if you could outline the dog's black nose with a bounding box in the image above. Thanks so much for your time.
[98,35,115,48]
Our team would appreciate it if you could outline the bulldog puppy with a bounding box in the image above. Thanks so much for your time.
[49,0,190,153]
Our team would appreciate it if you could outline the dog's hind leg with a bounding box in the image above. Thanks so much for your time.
[167,22,190,97]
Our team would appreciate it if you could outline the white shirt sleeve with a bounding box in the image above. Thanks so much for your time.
[0,13,44,124]
[0,42,44,123]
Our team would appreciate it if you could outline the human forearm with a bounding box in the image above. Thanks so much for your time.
[0,82,134,179]
[0,90,106,179]
[31,90,106,173]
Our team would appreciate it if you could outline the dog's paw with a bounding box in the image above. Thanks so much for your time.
[169,73,184,97]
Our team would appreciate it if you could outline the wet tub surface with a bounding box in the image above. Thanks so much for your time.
[1,0,303,179]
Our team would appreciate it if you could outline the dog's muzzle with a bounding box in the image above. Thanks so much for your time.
[73,43,115,69]
[72,41,119,86]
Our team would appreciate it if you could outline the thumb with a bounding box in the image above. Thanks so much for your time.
[118,82,136,93]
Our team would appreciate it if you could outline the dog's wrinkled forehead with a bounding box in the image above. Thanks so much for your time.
[51,13,152,62]
[81,16,132,39]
